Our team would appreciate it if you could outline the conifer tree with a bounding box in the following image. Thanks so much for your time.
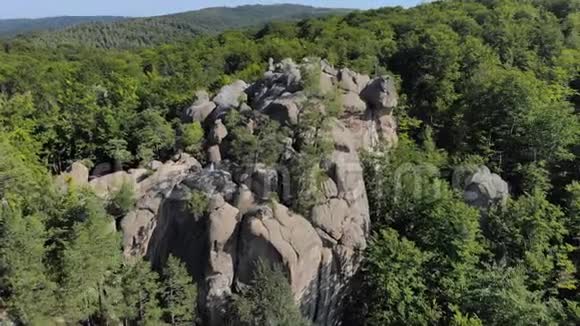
[59,194,121,323]
[119,260,162,325]
[0,204,57,324]
[162,255,198,325]
[232,260,310,326]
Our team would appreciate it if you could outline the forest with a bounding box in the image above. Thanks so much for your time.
[11,5,350,49]
[0,0,579,325]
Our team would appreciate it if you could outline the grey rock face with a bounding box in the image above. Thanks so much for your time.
[236,164,279,202]
[213,80,248,110]
[207,145,222,164]
[462,166,509,209]
[146,160,163,171]
[89,171,135,198]
[246,58,302,112]
[337,68,370,94]
[262,92,307,126]
[182,90,217,124]
[116,59,395,326]
[236,203,323,319]
[360,76,399,111]
[208,119,228,145]
[183,169,238,202]
[205,194,240,325]
[116,154,202,258]
[56,161,90,190]
[91,162,113,177]
[69,162,90,185]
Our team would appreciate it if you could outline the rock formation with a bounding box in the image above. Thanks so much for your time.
[75,58,399,326]
[461,165,509,209]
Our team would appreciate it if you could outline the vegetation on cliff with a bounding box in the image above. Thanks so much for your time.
[0,0,579,324]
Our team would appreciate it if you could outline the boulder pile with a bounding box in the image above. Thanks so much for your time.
[65,58,400,326]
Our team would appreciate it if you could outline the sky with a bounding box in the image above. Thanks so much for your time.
[0,0,424,19]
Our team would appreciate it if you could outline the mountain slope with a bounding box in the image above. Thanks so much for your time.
[0,16,124,37]
[19,4,351,49]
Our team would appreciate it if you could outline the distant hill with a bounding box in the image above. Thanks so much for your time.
[14,4,351,49]
[0,16,124,37]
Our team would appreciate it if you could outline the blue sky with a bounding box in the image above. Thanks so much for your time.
[1,1,424,19]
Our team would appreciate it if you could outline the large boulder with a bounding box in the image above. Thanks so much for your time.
[360,76,398,111]
[337,68,370,94]
[242,164,279,201]
[208,119,228,145]
[182,90,217,124]
[89,171,135,198]
[262,92,306,126]
[120,154,202,258]
[56,161,89,190]
[204,194,240,325]
[207,145,222,164]
[182,169,238,203]
[91,162,113,177]
[246,58,302,111]
[65,161,89,187]
[213,80,248,110]
[236,203,323,318]
[115,59,392,326]
[462,166,509,209]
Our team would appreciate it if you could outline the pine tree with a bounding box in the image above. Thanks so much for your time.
[58,194,121,323]
[0,203,57,324]
[232,260,310,326]
[162,255,198,325]
[119,260,162,325]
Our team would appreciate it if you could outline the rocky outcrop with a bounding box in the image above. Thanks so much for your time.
[183,90,217,124]
[360,76,398,111]
[236,203,323,319]
[56,161,89,188]
[91,162,113,177]
[205,195,240,325]
[118,154,202,258]
[461,166,509,209]
[213,80,248,110]
[108,58,398,326]
[208,119,228,145]
[247,58,398,150]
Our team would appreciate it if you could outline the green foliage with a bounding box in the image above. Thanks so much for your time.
[107,182,136,217]
[188,190,209,217]
[461,66,579,181]
[461,266,560,326]
[0,1,579,324]
[225,110,287,166]
[231,260,310,326]
[161,255,197,325]
[58,195,121,322]
[360,135,559,324]
[0,204,57,324]
[364,228,440,325]
[119,260,162,325]
[104,138,132,166]
[484,190,574,292]
[132,109,176,163]
[19,5,349,49]
[0,137,51,207]
[180,121,204,155]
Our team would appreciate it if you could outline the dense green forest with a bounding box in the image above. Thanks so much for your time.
[0,16,124,37]
[1,0,579,325]
[13,5,351,49]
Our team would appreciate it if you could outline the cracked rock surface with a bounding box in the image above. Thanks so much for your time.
[90,59,399,326]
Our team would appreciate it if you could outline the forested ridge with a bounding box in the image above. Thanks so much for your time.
[0,16,125,37]
[11,5,351,49]
[0,0,579,325]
